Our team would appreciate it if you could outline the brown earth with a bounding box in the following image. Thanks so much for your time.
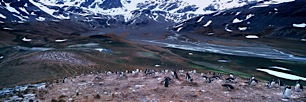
[29,71,306,102]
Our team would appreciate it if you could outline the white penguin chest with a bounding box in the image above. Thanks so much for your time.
[284,89,292,96]
[295,84,301,91]
[250,81,257,86]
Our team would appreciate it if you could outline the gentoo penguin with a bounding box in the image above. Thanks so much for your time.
[211,75,221,80]
[295,79,304,92]
[229,73,235,79]
[267,79,276,88]
[193,70,196,73]
[282,85,292,99]
[106,70,112,75]
[222,84,235,90]
[171,70,179,79]
[63,77,67,83]
[119,72,127,78]
[218,73,223,79]
[249,76,255,82]
[164,77,171,87]
[186,73,193,82]
[144,69,148,75]
[164,69,169,73]
[277,79,284,86]
[179,70,184,73]
[202,75,212,83]
[225,77,235,83]
[249,79,258,86]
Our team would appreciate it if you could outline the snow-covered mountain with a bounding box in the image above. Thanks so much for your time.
[0,0,295,24]
[172,0,306,40]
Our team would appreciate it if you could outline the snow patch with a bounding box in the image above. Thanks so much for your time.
[29,0,69,19]
[207,33,214,35]
[55,39,67,42]
[269,66,291,71]
[218,59,231,63]
[0,13,6,19]
[3,27,14,30]
[177,27,183,32]
[238,27,247,31]
[5,3,20,14]
[36,17,46,21]
[293,23,306,28]
[203,20,212,27]
[154,64,160,67]
[232,18,243,23]
[235,12,241,15]
[250,4,269,8]
[246,14,254,20]
[94,48,113,53]
[19,7,29,14]
[22,37,32,42]
[245,35,259,39]
[233,14,254,23]
[225,24,232,32]
[257,68,306,81]
[197,16,204,23]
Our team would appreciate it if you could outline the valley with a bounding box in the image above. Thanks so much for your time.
[1,0,306,101]
[1,20,306,88]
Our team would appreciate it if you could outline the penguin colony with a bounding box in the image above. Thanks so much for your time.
[2,69,305,101]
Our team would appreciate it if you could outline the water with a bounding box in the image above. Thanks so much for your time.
[139,40,306,84]
[142,40,306,63]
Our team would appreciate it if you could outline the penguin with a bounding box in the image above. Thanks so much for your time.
[164,69,169,73]
[249,76,255,82]
[218,73,223,79]
[282,85,292,99]
[179,70,184,73]
[119,72,127,78]
[211,75,221,80]
[295,79,304,92]
[193,70,196,73]
[136,69,139,73]
[202,75,212,83]
[225,77,235,83]
[95,77,102,80]
[164,77,171,87]
[63,77,67,83]
[249,79,258,86]
[267,79,276,88]
[171,70,179,79]
[186,73,193,82]
[277,79,284,86]
[106,70,112,75]
[222,84,235,90]
[148,69,156,76]
[229,73,235,79]
[145,69,152,75]
[76,90,80,96]
[144,69,148,75]
[154,71,159,77]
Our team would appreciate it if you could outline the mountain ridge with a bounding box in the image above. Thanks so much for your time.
[0,0,295,23]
